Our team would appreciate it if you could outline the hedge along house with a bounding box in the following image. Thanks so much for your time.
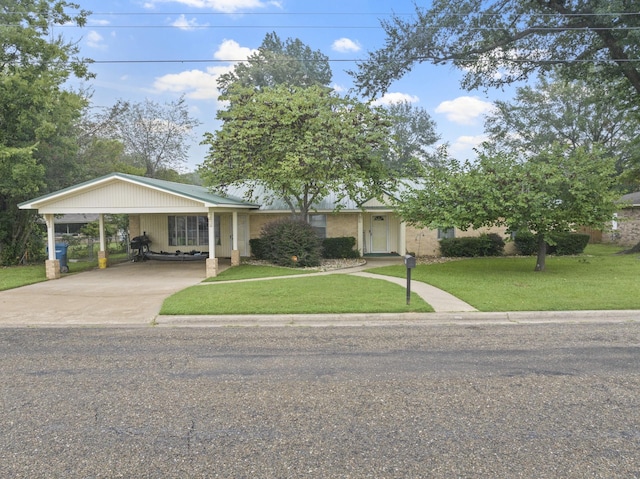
[20,172,511,280]
[19,173,260,280]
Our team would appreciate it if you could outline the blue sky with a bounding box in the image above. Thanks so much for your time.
[60,0,510,171]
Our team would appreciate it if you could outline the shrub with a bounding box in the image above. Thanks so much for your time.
[259,218,322,267]
[249,238,268,260]
[549,232,590,255]
[514,231,538,255]
[514,231,591,256]
[322,237,360,259]
[439,233,505,257]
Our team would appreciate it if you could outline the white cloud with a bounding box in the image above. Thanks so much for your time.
[332,83,346,93]
[435,96,495,125]
[450,135,488,157]
[152,39,257,100]
[144,0,274,13]
[171,14,208,30]
[332,38,361,53]
[86,30,107,49]
[372,92,419,106]
[213,39,257,61]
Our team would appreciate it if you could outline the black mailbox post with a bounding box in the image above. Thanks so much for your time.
[404,255,416,305]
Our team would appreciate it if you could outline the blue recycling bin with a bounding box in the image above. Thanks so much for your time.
[48,243,69,273]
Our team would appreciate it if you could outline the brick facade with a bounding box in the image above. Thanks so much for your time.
[602,208,640,246]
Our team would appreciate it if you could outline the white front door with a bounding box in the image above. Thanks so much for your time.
[216,215,232,257]
[370,215,389,253]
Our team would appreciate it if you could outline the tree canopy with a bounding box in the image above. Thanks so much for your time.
[352,0,640,103]
[0,0,92,265]
[380,101,441,177]
[484,70,640,187]
[397,146,619,271]
[217,31,332,95]
[99,96,201,178]
[199,84,391,219]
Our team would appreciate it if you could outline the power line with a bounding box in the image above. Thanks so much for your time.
[87,58,639,65]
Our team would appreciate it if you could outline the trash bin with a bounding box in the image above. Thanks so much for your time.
[48,243,69,273]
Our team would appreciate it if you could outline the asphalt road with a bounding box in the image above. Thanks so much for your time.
[1,322,639,478]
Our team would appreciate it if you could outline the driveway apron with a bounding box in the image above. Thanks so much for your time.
[0,261,208,326]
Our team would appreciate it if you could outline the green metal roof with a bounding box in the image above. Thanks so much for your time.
[19,172,261,209]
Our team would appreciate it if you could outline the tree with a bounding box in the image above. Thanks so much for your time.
[485,70,640,185]
[100,96,201,178]
[380,101,441,177]
[351,0,640,103]
[217,32,332,95]
[397,145,619,271]
[0,0,92,265]
[199,84,391,219]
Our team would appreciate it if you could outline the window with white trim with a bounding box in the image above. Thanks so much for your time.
[437,227,455,240]
[309,214,327,238]
[168,215,211,247]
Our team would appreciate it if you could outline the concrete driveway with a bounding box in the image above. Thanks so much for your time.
[0,261,210,327]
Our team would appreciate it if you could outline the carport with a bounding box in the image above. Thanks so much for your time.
[19,173,260,280]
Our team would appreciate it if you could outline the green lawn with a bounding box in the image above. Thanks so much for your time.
[0,265,48,290]
[204,264,316,282]
[366,244,640,312]
[161,274,433,315]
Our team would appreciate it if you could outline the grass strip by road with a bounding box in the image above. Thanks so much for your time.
[367,245,640,312]
[160,274,433,315]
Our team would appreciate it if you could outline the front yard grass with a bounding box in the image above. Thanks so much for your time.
[161,275,433,315]
[366,244,640,312]
[203,264,316,282]
[0,265,48,290]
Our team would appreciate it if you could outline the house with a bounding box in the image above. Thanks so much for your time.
[602,191,640,245]
[19,173,509,280]
[54,213,100,238]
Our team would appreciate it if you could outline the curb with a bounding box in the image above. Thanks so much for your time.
[155,310,640,327]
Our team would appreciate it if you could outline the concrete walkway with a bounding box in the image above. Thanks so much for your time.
[349,271,477,312]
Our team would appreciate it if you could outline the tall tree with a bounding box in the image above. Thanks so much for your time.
[0,0,92,265]
[351,0,640,103]
[485,70,640,186]
[397,145,619,271]
[100,96,201,178]
[381,101,441,177]
[217,32,332,95]
[200,84,391,219]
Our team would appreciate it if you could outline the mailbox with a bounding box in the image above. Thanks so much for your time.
[404,254,416,269]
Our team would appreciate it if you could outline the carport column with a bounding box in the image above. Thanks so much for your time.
[399,220,407,256]
[357,213,364,256]
[206,209,218,278]
[44,214,60,280]
[231,211,240,266]
[98,213,108,268]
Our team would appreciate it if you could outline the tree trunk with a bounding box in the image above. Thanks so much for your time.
[534,235,546,272]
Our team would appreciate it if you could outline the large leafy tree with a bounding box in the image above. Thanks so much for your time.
[381,101,441,177]
[200,84,391,219]
[485,70,640,187]
[352,0,640,103]
[0,0,92,265]
[397,145,619,271]
[217,32,332,94]
[99,96,201,178]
